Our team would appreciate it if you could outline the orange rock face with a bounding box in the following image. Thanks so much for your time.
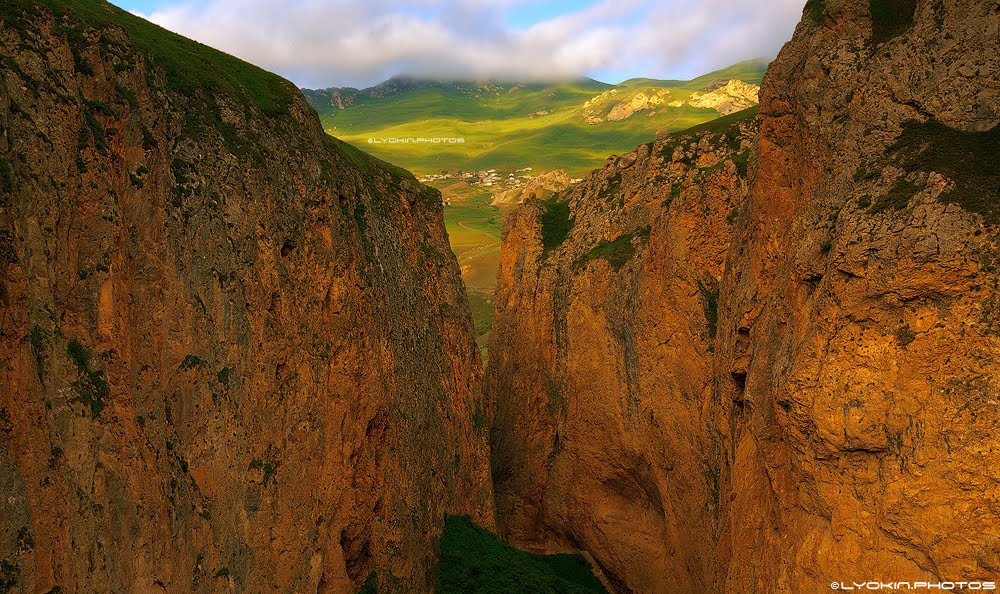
[488,0,1000,591]
[0,3,492,592]
[713,0,1000,590]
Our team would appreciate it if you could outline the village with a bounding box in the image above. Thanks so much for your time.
[418,167,584,205]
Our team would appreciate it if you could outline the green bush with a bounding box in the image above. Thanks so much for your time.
[0,559,18,592]
[539,199,573,254]
[438,515,607,593]
[895,324,916,347]
[180,354,209,370]
[30,325,48,367]
[731,149,751,178]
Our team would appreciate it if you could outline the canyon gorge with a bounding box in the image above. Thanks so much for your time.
[2,0,999,592]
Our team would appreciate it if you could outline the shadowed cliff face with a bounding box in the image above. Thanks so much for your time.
[0,2,492,592]
[488,0,999,591]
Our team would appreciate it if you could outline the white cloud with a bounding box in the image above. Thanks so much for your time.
[138,0,805,88]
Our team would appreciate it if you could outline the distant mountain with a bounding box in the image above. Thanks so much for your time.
[301,60,769,177]
[302,76,613,110]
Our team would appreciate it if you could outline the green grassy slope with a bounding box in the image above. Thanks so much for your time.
[303,62,766,351]
[1,0,297,117]
[305,60,768,178]
[618,58,770,89]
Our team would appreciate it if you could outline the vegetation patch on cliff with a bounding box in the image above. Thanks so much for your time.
[67,338,109,417]
[698,281,720,339]
[0,559,18,592]
[576,228,651,271]
[539,199,574,255]
[438,515,607,593]
[885,119,1000,223]
[868,0,917,44]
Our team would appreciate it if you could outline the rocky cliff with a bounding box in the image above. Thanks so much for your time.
[0,1,493,592]
[487,0,1000,591]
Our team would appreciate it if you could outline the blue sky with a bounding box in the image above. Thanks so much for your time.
[107,0,803,89]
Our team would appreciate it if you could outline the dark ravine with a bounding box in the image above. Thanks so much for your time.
[0,1,492,592]
[487,0,1000,592]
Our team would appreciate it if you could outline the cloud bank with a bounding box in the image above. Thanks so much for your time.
[139,0,806,88]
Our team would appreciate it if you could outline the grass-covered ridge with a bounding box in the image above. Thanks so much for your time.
[438,515,607,594]
[681,105,759,135]
[1,0,297,117]
[2,0,421,191]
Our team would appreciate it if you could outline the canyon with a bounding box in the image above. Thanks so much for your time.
[1,0,998,593]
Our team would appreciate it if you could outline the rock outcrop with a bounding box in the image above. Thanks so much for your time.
[686,79,760,115]
[491,170,571,206]
[0,1,492,592]
[582,90,672,124]
[583,80,761,124]
[712,0,999,590]
[487,0,1000,591]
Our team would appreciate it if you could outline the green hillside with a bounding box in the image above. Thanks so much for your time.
[304,59,768,178]
[2,0,298,118]
[617,58,769,89]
